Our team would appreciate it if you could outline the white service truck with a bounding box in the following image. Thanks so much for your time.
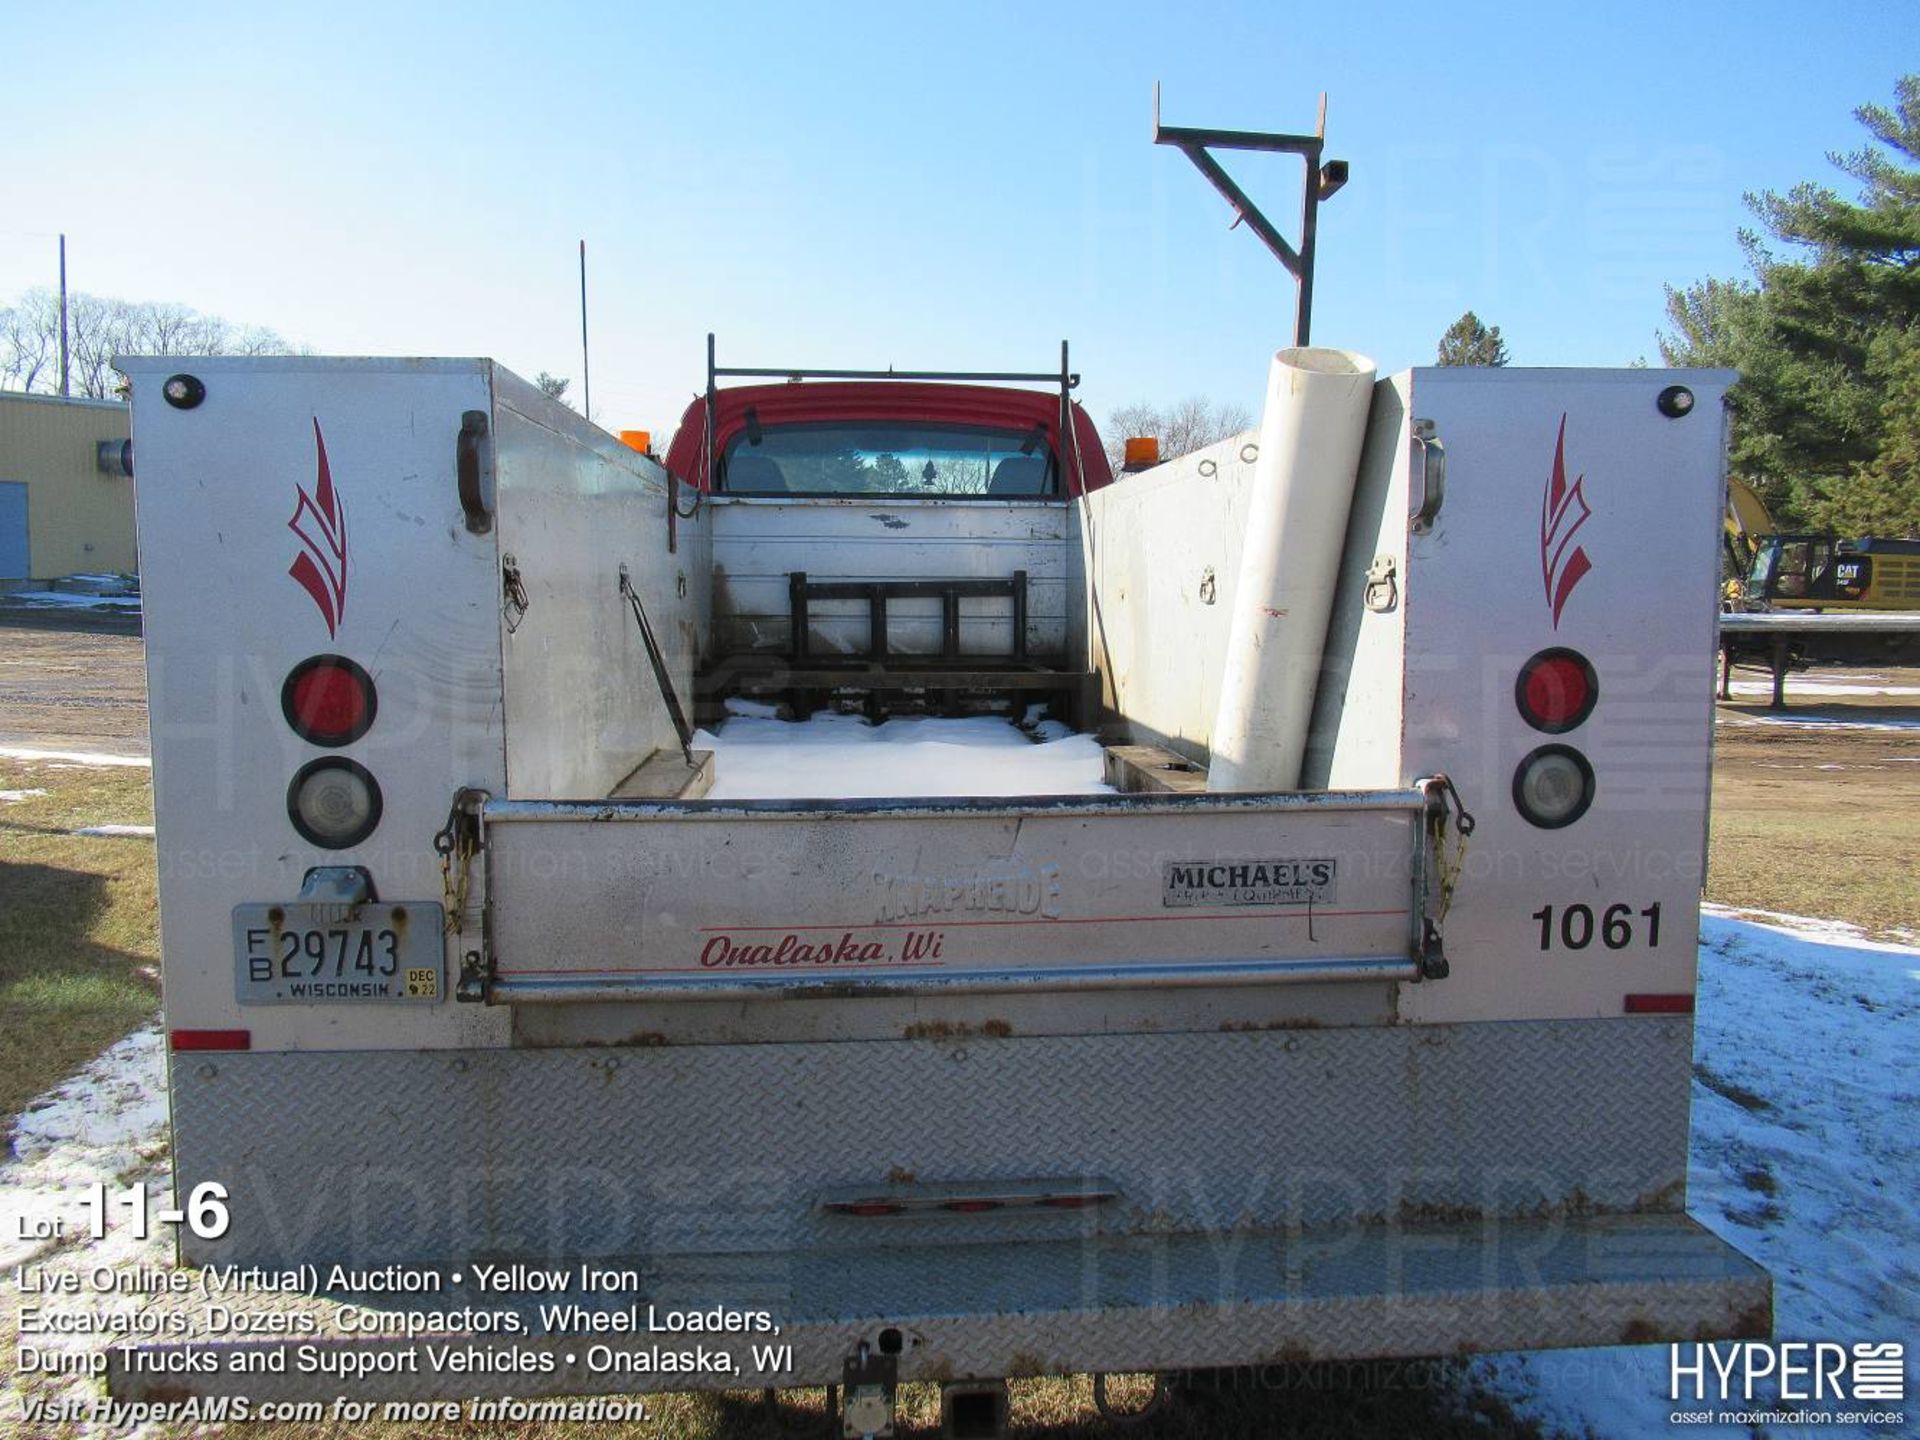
[111,345,1767,1430]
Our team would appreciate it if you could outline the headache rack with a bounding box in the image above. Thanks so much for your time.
[698,334,1081,492]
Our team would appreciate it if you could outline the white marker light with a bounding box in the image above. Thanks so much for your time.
[287,759,382,848]
[1512,745,1595,829]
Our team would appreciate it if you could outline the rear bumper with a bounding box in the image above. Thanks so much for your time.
[108,1214,1768,1402]
[167,1022,1699,1267]
[131,1023,1767,1398]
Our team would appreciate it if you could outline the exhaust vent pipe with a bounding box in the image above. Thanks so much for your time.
[1208,346,1376,791]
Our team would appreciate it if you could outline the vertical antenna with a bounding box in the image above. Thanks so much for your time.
[578,240,591,422]
[58,234,70,398]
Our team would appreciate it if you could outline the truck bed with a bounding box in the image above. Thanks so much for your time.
[691,705,1112,801]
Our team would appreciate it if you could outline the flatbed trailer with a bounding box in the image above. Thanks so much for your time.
[1719,609,1920,707]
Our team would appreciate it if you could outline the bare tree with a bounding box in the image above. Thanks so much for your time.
[534,372,574,408]
[1104,396,1254,472]
[0,293,58,392]
[0,289,299,399]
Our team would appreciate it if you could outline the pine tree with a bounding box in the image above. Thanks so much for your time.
[1436,312,1510,367]
[1661,75,1920,534]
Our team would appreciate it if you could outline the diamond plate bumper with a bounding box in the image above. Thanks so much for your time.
[168,1021,1697,1267]
[108,1214,1768,1403]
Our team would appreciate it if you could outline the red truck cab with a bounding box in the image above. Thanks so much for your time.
[664,380,1113,498]
[658,348,1111,723]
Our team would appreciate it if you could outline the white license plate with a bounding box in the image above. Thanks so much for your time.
[232,902,445,1004]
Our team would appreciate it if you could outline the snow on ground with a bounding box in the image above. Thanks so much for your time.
[1726,679,1920,699]
[1480,908,1920,1438]
[0,1031,173,1431]
[0,746,149,767]
[3,911,1913,1436]
[0,789,49,802]
[1718,711,1920,733]
[70,823,155,838]
[0,591,141,610]
[696,704,1113,800]
[0,1028,170,1274]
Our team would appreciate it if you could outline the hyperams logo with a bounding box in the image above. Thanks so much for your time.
[1669,1340,1904,1427]
[289,419,348,637]
[1163,858,1337,908]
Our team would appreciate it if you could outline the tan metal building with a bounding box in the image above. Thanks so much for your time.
[0,391,136,580]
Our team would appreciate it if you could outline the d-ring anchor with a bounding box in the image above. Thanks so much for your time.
[1092,1372,1168,1425]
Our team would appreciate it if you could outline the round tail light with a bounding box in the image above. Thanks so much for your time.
[287,758,383,849]
[1515,648,1597,733]
[282,655,376,746]
[1512,745,1595,829]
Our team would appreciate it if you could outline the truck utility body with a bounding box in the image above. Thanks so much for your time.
[117,352,1766,1413]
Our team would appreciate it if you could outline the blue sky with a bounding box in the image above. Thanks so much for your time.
[5,1,1914,435]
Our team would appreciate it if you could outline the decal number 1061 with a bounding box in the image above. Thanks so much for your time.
[1532,902,1662,952]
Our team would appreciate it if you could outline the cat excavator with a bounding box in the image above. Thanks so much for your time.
[1723,475,1920,611]
[1719,475,1920,704]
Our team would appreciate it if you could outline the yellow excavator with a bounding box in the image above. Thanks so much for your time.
[1719,477,1920,705]
[1724,476,1920,611]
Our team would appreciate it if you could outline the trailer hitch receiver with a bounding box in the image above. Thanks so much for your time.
[842,1339,898,1439]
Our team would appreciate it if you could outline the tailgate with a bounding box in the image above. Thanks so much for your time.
[479,787,1443,1003]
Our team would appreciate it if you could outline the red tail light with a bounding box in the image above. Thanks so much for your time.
[1515,648,1597,734]
[282,655,376,747]
[1625,993,1694,1015]
[170,1029,251,1051]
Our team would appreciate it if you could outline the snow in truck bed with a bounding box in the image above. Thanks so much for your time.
[694,702,1113,800]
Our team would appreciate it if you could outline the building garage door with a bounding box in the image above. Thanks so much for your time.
[0,481,27,579]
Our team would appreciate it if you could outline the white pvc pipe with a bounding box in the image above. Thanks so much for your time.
[1208,346,1377,791]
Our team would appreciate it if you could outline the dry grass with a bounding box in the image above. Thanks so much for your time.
[1707,696,1920,936]
[0,757,159,1130]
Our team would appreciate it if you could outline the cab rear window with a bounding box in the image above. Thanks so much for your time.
[721,420,1058,497]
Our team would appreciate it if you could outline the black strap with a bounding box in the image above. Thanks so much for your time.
[618,569,696,766]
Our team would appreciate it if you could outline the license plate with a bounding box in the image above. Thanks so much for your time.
[232,902,445,1004]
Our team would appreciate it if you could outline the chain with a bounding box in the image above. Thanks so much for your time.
[502,554,530,635]
[1427,773,1476,924]
[432,788,489,935]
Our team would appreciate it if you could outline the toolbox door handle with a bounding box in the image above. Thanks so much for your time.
[1410,420,1444,534]
[457,410,493,535]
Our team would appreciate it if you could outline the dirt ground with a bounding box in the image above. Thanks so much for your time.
[0,620,150,757]
[1711,661,1920,935]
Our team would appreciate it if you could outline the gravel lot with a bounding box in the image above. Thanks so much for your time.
[0,621,149,758]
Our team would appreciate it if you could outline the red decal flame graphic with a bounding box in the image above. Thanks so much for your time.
[288,419,348,637]
[1539,415,1592,629]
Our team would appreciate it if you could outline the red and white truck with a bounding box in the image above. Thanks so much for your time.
[111,338,1766,1430]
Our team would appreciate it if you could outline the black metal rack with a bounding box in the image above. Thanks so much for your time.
[702,337,1079,496]
[789,571,1029,665]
